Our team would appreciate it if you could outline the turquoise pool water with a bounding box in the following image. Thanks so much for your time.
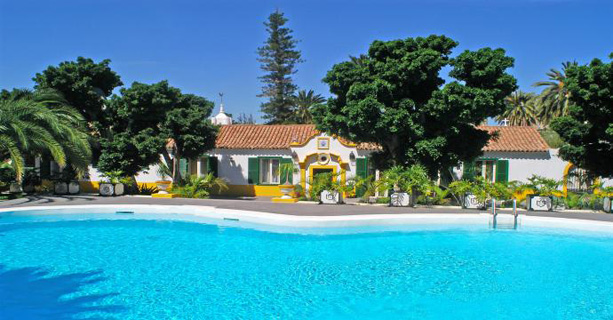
[1,213,612,319]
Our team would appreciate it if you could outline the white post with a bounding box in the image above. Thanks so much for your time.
[197,158,202,177]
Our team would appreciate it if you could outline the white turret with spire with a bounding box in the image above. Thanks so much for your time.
[211,92,232,125]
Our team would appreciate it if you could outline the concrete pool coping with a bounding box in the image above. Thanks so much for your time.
[2,196,613,234]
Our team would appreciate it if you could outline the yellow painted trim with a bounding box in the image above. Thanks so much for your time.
[220,184,283,197]
[298,152,349,166]
[272,198,299,203]
[300,164,306,191]
[308,165,338,183]
[562,163,573,197]
[562,163,601,196]
[152,193,179,198]
[289,132,358,148]
[308,165,338,195]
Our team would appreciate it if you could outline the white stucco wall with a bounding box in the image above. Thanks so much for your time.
[489,150,569,182]
[206,149,294,185]
[86,163,163,183]
[456,149,569,183]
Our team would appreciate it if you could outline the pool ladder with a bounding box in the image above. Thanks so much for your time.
[490,199,519,230]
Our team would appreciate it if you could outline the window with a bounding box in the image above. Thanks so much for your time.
[260,158,280,184]
[475,160,495,182]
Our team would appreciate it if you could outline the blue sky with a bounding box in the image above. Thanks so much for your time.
[1,0,612,122]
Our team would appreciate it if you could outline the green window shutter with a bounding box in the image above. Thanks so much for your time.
[356,158,368,179]
[207,156,218,177]
[179,158,189,178]
[280,158,293,184]
[248,157,259,185]
[495,159,509,183]
[355,158,368,197]
[463,161,475,181]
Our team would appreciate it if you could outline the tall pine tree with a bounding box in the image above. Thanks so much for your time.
[257,10,303,124]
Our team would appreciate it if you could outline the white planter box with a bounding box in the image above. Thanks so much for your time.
[464,194,485,209]
[54,182,68,195]
[320,190,342,204]
[99,183,114,196]
[528,195,553,211]
[9,182,22,194]
[603,197,612,213]
[390,192,411,207]
[114,183,125,196]
[68,181,80,194]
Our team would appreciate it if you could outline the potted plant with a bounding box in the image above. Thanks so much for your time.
[50,166,80,195]
[379,165,430,207]
[155,162,173,194]
[311,171,352,204]
[100,170,124,196]
[277,162,296,200]
[22,168,41,193]
[600,186,613,213]
[450,179,481,209]
[520,175,560,211]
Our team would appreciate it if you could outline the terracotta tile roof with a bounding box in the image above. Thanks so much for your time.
[215,124,317,149]
[215,124,379,150]
[214,124,548,152]
[479,125,549,152]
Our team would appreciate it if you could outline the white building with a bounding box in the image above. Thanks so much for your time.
[78,105,604,196]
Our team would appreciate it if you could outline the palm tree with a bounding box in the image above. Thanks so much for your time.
[0,89,92,180]
[496,91,538,126]
[292,89,325,124]
[533,61,578,125]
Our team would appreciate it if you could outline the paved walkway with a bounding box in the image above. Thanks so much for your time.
[2,194,613,222]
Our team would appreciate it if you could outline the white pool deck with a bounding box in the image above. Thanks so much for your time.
[1,195,613,234]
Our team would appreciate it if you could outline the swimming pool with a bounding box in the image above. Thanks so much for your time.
[1,206,612,319]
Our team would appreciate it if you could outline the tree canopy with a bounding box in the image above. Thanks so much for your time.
[32,57,123,128]
[550,54,613,177]
[96,81,217,181]
[0,89,92,179]
[257,10,303,124]
[311,35,517,177]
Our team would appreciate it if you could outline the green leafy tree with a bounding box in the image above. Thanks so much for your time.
[257,10,303,124]
[533,61,577,125]
[96,81,177,177]
[312,35,517,177]
[32,57,123,128]
[0,89,92,179]
[162,94,218,181]
[496,91,538,126]
[550,55,613,177]
[97,81,217,182]
[292,89,325,124]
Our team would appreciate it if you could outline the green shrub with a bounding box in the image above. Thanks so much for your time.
[519,175,561,197]
[379,165,430,194]
[417,184,451,205]
[173,174,228,199]
[563,192,582,209]
[376,197,390,204]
